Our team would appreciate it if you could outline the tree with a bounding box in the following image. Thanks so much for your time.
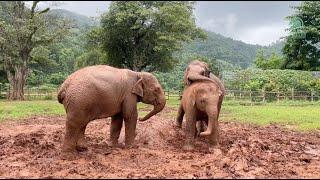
[254,49,267,69]
[282,1,320,71]
[0,1,70,100]
[100,1,206,72]
[74,27,107,69]
[255,49,284,70]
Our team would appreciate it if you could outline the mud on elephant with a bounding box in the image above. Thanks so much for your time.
[58,65,166,152]
[176,60,225,150]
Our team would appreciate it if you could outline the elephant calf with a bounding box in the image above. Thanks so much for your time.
[177,60,225,150]
[58,65,166,152]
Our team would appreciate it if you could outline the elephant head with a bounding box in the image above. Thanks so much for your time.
[183,60,215,86]
[183,60,221,91]
[132,72,166,121]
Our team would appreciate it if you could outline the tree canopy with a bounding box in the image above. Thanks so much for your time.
[282,1,320,71]
[0,1,70,99]
[99,1,206,72]
[254,49,284,70]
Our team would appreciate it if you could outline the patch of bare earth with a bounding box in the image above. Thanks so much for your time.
[0,107,319,178]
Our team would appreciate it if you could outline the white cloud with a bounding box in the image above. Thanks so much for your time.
[235,23,289,46]
[51,1,110,18]
[198,13,238,38]
[34,1,294,46]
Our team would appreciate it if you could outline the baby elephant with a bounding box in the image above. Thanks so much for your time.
[177,81,223,150]
[58,65,166,152]
[177,60,224,150]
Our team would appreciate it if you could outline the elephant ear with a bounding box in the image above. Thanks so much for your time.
[183,67,190,86]
[132,78,143,97]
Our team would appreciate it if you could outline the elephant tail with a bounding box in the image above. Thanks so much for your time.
[57,89,65,104]
[57,81,69,104]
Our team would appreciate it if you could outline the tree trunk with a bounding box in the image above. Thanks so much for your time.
[7,65,28,100]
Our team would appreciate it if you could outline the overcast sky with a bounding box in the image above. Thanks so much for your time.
[49,1,301,46]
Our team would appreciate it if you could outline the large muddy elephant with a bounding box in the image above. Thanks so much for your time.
[58,65,166,152]
[176,60,225,150]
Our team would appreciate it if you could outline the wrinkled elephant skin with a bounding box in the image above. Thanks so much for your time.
[58,65,166,153]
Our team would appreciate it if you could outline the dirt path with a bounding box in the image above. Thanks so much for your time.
[0,107,319,178]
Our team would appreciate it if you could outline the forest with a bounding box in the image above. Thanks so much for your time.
[0,1,319,99]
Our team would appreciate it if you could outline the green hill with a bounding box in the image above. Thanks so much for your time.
[181,31,284,68]
[48,9,98,30]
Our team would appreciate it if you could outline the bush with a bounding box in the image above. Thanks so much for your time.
[49,73,68,85]
[225,69,320,93]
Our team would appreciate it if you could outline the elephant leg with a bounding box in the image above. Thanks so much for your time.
[175,104,184,128]
[183,110,196,151]
[200,103,219,146]
[200,95,219,136]
[195,120,205,137]
[217,96,223,120]
[76,123,88,152]
[215,96,223,145]
[110,113,123,147]
[121,96,139,148]
[208,118,219,146]
[124,115,137,148]
[62,119,80,153]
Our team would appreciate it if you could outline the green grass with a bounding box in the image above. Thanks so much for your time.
[1,99,320,131]
[0,100,65,121]
[221,104,320,131]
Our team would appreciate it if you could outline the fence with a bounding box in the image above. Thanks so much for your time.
[1,84,319,103]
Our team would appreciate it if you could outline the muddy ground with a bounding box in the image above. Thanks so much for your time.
[0,107,320,178]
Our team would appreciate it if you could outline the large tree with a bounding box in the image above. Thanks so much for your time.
[0,1,70,100]
[254,49,284,70]
[282,1,320,70]
[100,1,206,72]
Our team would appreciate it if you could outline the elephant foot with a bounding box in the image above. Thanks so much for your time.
[182,144,195,151]
[76,145,88,152]
[124,143,138,149]
[209,140,219,146]
[108,141,124,148]
[208,146,222,155]
[62,143,77,153]
[199,130,211,137]
[175,121,182,128]
[60,151,78,160]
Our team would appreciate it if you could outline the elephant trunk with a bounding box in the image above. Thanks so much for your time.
[139,95,166,121]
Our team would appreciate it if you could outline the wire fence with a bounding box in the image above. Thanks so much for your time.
[1,84,319,103]
[0,87,320,103]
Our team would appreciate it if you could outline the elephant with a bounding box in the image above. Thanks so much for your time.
[176,60,225,150]
[57,65,166,152]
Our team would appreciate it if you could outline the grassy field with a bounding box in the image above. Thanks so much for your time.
[1,98,320,131]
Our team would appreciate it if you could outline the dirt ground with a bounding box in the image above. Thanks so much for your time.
[0,107,320,179]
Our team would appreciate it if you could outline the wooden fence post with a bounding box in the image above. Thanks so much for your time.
[311,91,314,102]
[277,90,280,103]
[291,88,294,101]
[8,85,10,100]
[262,89,265,103]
